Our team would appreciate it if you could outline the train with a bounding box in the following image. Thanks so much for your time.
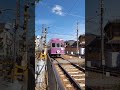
[47,38,65,57]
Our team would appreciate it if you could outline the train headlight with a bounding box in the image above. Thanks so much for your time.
[57,50,60,53]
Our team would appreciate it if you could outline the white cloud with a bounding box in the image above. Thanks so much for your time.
[52,5,64,16]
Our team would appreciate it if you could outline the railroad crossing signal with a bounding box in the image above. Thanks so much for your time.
[40,53,47,60]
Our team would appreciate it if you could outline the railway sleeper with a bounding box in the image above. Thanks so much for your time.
[79,83,85,88]
[72,76,85,79]
[65,84,75,90]
[71,74,85,77]
[67,71,84,74]
[76,80,85,84]
[54,59,85,90]
[66,69,80,72]
[59,65,82,90]
[61,75,75,90]
[67,71,80,74]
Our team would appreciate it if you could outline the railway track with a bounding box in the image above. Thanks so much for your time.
[52,57,85,90]
[86,66,120,77]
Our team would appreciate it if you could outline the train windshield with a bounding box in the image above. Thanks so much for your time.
[57,43,60,47]
[52,43,64,47]
[52,43,55,47]
[61,43,64,47]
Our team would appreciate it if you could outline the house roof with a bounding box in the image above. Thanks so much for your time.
[104,19,120,31]
[107,37,120,44]
[85,33,98,46]
[71,41,77,47]
[65,40,75,46]
[86,36,101,47]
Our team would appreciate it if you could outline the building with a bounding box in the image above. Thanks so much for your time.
[65,34,85,55]
[0,23,15,59]
[86,36,102,67]
[35,36,42,51]
[0,21,31,60]
[64,40,75,47]
[104,19,120,50]
[79,34,85,47]
[86,19,120,68]
[104,19,120,68]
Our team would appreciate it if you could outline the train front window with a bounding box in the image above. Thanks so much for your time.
[52,43,55,47]
[61,43,64,47]
[57,43,60,47]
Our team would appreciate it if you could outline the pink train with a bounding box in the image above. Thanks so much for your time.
[48,38,65,57]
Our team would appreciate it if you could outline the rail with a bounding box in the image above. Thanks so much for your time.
[55,59,82,90]
[58,63,82,90]
[47,54,65,90]
[61,57,85,73]
[86,66,120,77]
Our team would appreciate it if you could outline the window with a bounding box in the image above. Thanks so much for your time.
[57,43,60,47]
[113,28,120,36]
[61,43,64,47]
[52,43,55,47]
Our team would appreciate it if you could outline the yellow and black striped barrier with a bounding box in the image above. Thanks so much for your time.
[13,64,28,80]
[0,60,28,82]
[40,53,47,60]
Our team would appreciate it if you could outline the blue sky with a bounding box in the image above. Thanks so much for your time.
[35,0,85,41]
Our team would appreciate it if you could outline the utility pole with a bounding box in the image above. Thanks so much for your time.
[100,0,105,79]
[76,21,79,56]
[16,0,20,30]
[12,0,20,83]
[23,4,29,90]
[43,26,48,89]
[43,26,47,55]
[15,1,20,53]
[41,24,44,50]
[23,4,29,65]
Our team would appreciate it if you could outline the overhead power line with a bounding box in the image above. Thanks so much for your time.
[47,32,74,36]
[86,14,100,22]
[39,1,84,18]
[68,0,78,13]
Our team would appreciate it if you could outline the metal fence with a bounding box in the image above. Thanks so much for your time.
[47,54,65,90]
